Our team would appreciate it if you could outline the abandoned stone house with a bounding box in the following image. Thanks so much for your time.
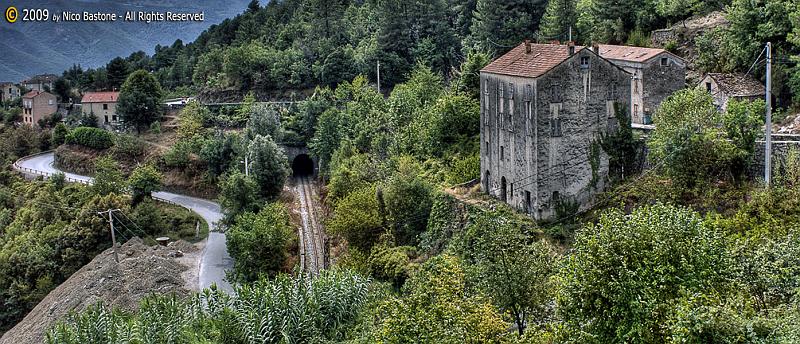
[699,73,765,113]
[596,45,686,125]
[480,41,631,220]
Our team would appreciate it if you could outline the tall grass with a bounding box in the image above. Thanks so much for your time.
[47,270,370,344]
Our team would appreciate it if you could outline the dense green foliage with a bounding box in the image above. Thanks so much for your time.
[247,134,289,199]
[127,165,163,205]
[226,203,294,282]
[65,127,115,150]
[117,70,165,133]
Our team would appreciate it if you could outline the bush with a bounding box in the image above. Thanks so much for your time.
[128,165,162,204]
[52,123,68,147]
[111,134,146,160]
[65,127,115,150]
[558,203,734,342]
[226,203,293,282]
[445,154,480,185]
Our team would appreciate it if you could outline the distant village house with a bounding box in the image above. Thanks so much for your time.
[21,74,58,92]
[596,45,686,125]
[0,82,21,102]
[480,41,631,220]
[22,91,57,126]
[81,92,120,127]
[699,73,765,113]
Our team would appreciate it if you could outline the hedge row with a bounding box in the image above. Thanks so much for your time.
[65,127,115,150]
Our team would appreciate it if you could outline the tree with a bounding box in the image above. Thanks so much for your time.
[558,204,734,342]
[127,165,162,205]
[648,88,737,189]
[176,101,209,140]
[246,104,282,142]
[327,184,384,251]
[247,0,260,13]
[468,214,556,336]
[247,135,289,199]
[471,0,548,55]
[52,123,68,147]
[200,132,240,177]
[384,158,433,246]
[117,70,164,134]
[53,78,71,103]
[722,99,765,178]
[92,155,124,196]
[219,171,259,223]
[226,203,293,282]
[106,57,130,90]
[539,0,577,42]
[373,255,507,342]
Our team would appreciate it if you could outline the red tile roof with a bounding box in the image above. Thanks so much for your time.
[597,44,670,63]
[481,42,585,78]
[22,90,53,99]
[81,92,119,103]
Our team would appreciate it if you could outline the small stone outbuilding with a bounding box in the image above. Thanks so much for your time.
[699,73,765,113]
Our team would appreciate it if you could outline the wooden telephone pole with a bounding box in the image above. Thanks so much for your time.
[98,209,122,263]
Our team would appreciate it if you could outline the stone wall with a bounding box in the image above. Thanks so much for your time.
[750,138,800,179]
[651,29,676,48]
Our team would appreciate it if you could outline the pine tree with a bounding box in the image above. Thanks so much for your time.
[471,0,548,55]
[539,0,577,42]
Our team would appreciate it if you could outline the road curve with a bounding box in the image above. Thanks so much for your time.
[14,152,234,294]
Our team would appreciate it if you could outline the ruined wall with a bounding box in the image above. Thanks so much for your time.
[480,49,631,220]
[750,138,800,179]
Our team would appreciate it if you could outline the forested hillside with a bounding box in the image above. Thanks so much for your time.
[55,0,800,108]
[18,0,800,343]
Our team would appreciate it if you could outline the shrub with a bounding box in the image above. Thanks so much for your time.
[558,203,734,342]
[65,127,115,150]
[128,165,162,204]
[226,203,293,282]
[111,134,146,160]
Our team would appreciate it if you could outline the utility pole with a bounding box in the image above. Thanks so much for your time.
[244,155,249,177]
[377,61,381,94]
[98,209,121,263]
[765,42,772,187]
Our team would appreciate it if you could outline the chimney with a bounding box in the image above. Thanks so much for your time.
[592,44,599,54]
[568,41,576,56]
[525,39,531,54]
[550,40,561,45]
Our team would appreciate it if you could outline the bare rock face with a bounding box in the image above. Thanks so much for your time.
[0,238,199,344]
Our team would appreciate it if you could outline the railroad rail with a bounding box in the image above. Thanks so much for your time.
[296,175,325,274]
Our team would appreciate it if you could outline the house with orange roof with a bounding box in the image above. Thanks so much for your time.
[597,44,686,124]
[21,91,57,126]
[480,41,631,220]
[81,91,120,127]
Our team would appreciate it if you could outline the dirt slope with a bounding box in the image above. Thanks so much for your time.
[0,238,202,344]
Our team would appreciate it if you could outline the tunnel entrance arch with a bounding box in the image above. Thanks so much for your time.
[292,154,314,177]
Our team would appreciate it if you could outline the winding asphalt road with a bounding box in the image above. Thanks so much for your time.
[15,152,234,294]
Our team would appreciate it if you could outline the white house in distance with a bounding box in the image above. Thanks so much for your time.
[81,91,120,127]
[699,73,765,113]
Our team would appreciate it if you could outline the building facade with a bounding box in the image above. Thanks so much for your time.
[22,91,57,126]
[81,92,120,127]
[21,74,58,92]
[597,45,685,125]
[0,82,20,102]
[480,42,631,220]
[699,73,765,113]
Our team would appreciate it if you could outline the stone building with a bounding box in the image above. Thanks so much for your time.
[21,74,58,92]
[597,45,686,125]
[81,92,120,127]
[699,73,765,113]
[480,41,631,220]
[0,82,21,102]
[21,91,57,126]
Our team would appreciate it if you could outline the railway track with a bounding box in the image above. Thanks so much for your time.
[296,175,325,274]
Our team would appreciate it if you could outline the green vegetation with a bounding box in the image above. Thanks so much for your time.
[47,270,370,344]
[226,203,294,282]
[117,70,165,133]
[65,127,115,150]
